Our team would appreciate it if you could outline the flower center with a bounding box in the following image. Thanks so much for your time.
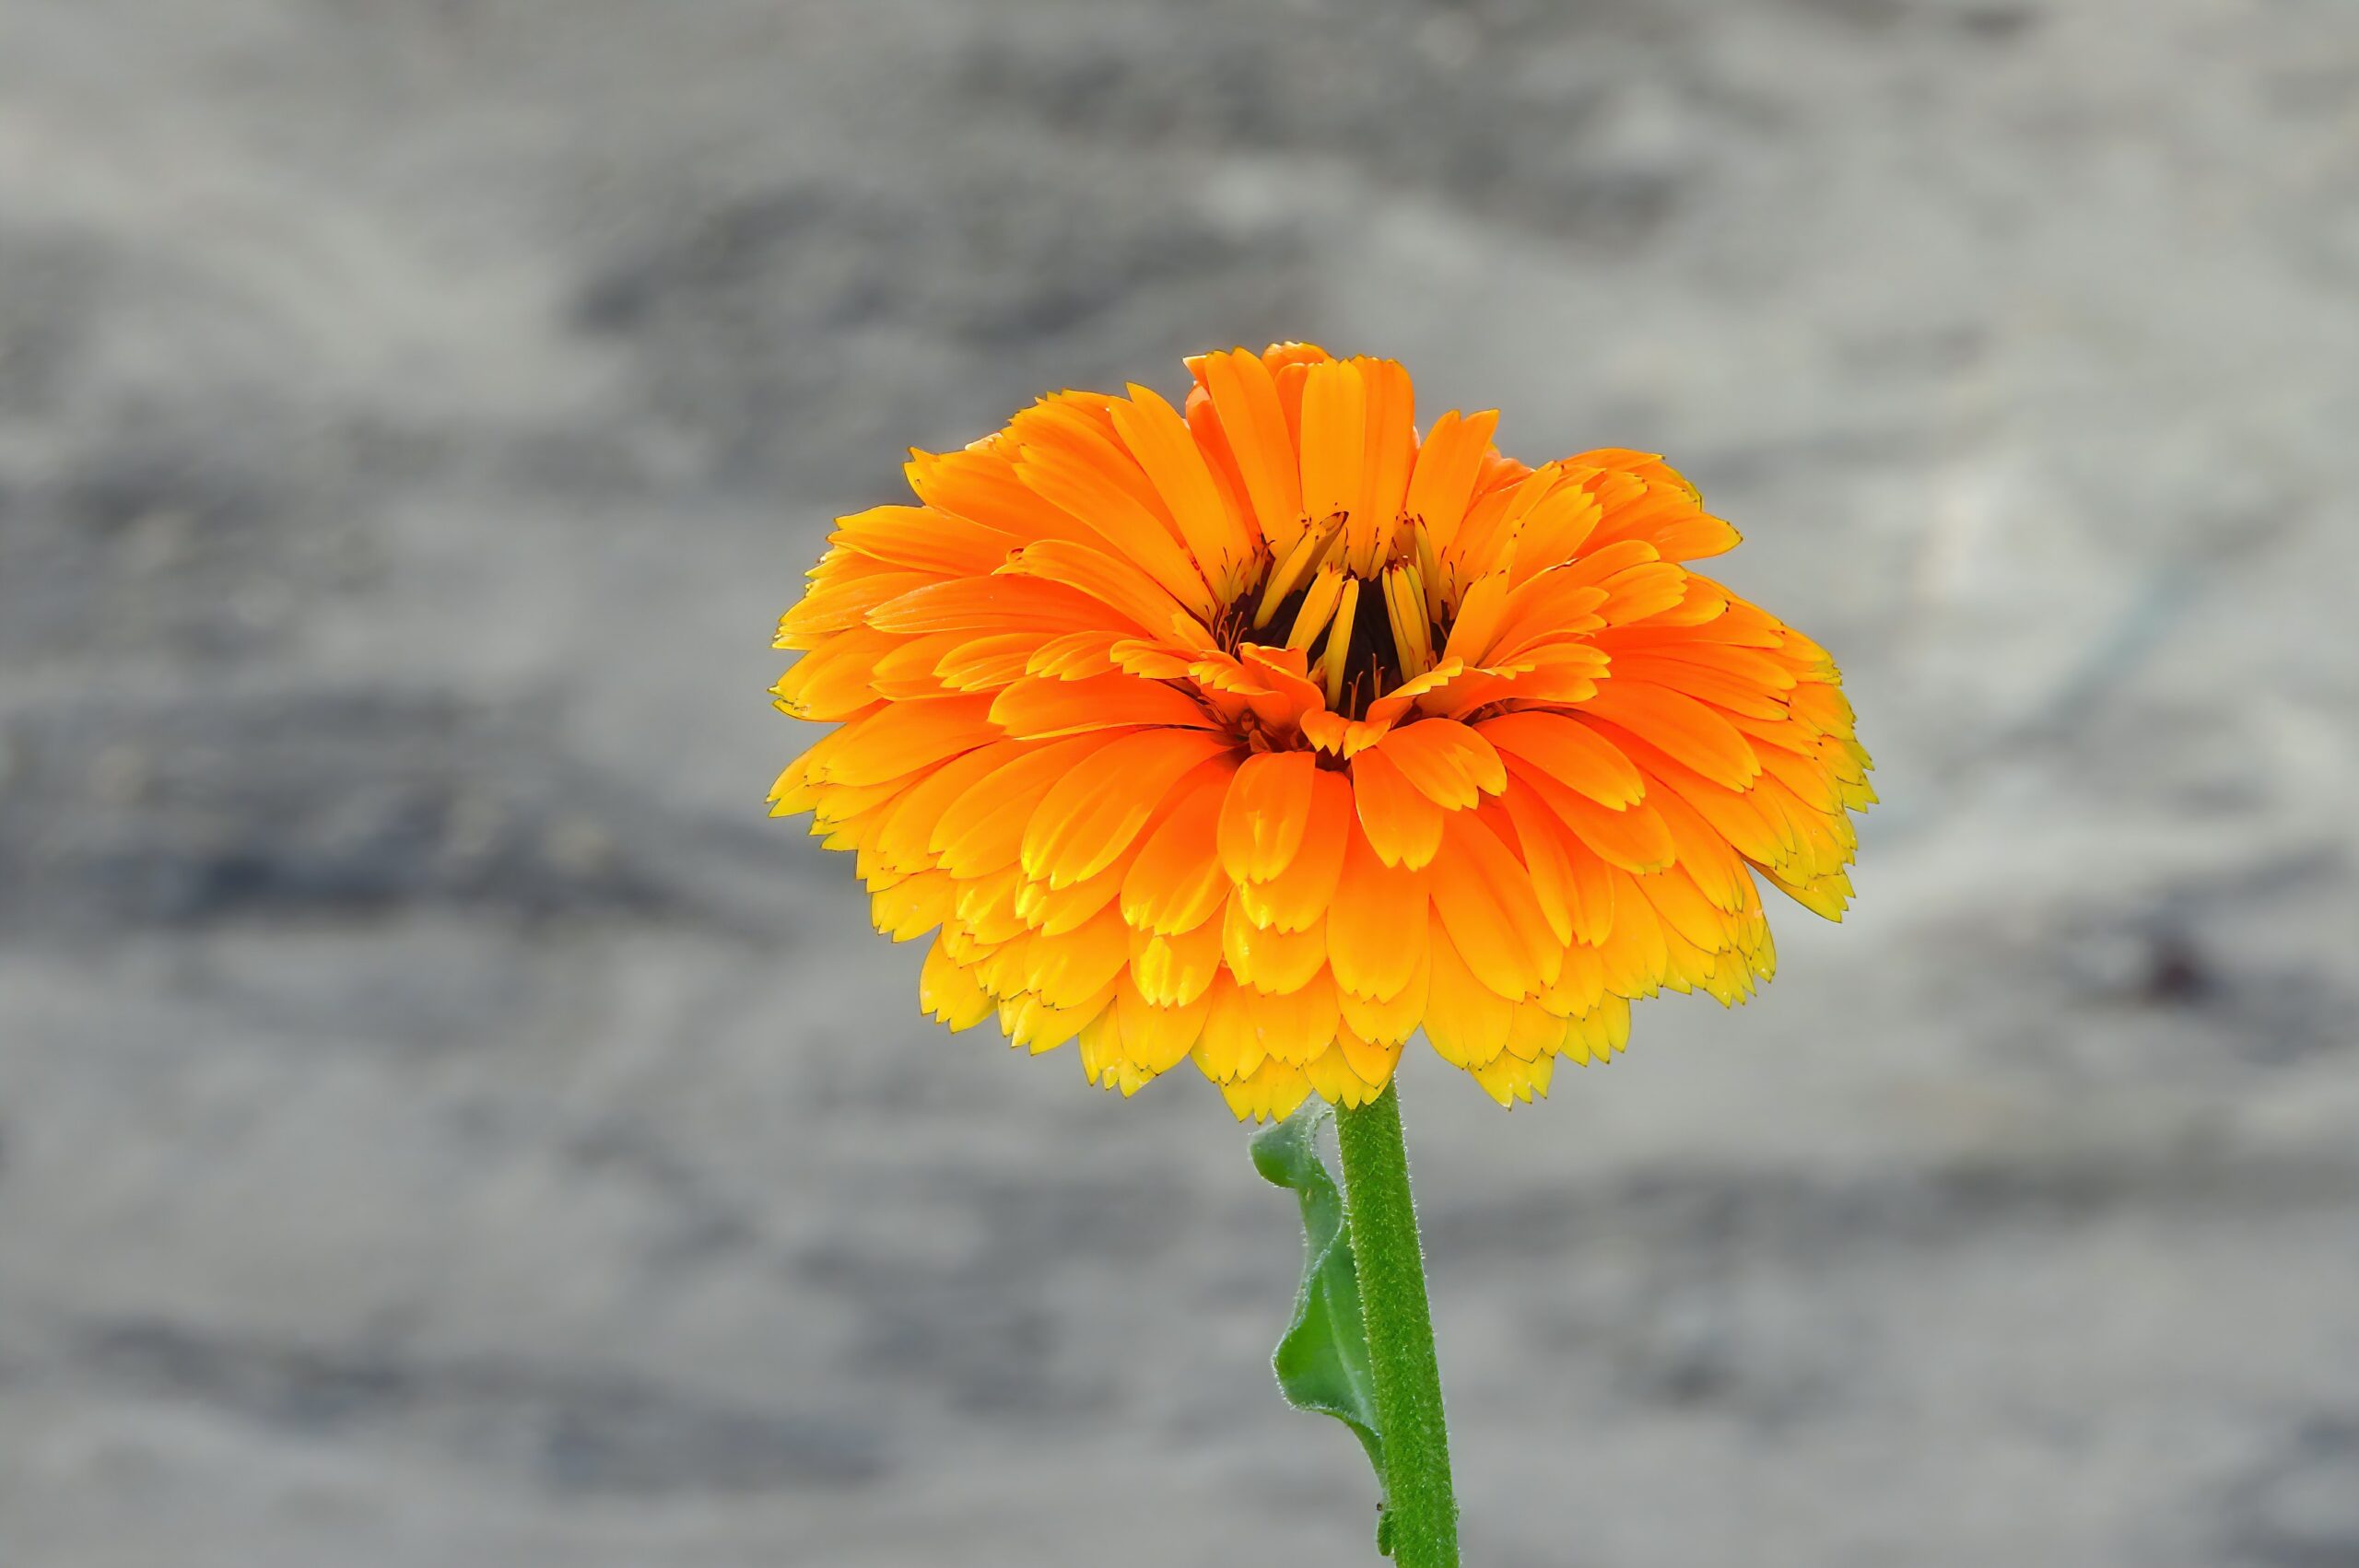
[1215,516,1448,720]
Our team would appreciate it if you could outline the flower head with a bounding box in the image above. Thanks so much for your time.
[772,345,1873,1118]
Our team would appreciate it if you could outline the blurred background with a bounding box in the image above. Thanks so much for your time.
[4,2,2356,1564]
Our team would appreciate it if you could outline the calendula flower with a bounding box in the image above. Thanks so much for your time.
[771,344,1872,1119]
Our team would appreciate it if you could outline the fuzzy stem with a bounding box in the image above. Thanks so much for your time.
[1333,1084,1459,1565]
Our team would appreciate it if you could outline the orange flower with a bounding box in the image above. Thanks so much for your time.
[772,345,1873,1118]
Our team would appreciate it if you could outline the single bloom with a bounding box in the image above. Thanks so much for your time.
[771,345,1874,1118]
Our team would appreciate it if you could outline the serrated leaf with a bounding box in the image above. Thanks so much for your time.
[1251,1101,1386,1493]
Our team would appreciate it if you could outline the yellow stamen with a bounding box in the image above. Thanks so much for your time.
[1285,565,1347,652]
[1381,564,1432,680]
[1252,514,1345,628]
[1321,579,1361,709]
[1414,521,1448,624]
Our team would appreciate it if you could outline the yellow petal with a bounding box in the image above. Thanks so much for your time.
[920,938,993,1031]
[1247,968,1341,1066]
[1223,890,1328,995]
[1337,938,1429,1044]
[1129,914,1224,1008]
[1421,913,1513,1068]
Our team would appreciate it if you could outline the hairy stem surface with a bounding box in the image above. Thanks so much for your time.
[1333,1085,1459,1566]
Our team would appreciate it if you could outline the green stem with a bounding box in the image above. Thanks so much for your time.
[1333,1084,1460,1566]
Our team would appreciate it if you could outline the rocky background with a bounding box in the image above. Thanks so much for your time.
[4,2,2357,1564]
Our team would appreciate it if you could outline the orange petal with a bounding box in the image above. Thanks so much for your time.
[1236,767,1353,932]
[1129,915,1225,1008]
[1181,388,1266,561]
[1503,1002,1567,1061]
[1479,711,1646,808]
[1222,890,1328,995]
[1402,409,1499,556]
[1582,718,1794,870]
[829,503,1020,577]
[1503,485,1602,585]
[1030,902,1136,1009]
[1453,462,1565,582]
[926,632,1046,694]
[778,567,933,649]
[1485,574,1611,664]
[999,539,1208,643]
[1369,718,1507,811]
[1297,358,1367,533]
[1246,967,1340,1066]
[1421,912,1513,1068]
[1360,658,1467,730]
[872,867,953,940]
[1260,341,1333,374]
[1543,943,1608,1019]
[1015,854,1131,936]
[1023,733,1236,888]
[1326,825,1431,1000]
[1638,866,1740,957]
[952,864,1031,943]
[1018,628,1122,682]
[1496,788,1576,948]
[989,673,1216,738]
[1200,347,1305,557]
[1594,563,1695,628]
[1110,383,1257,599]
[1438,570,1510,666]
[1337,937,1429,1043]
[807,695,1000,788]
[1597,502,1741,566]
[1579,681,1760,790]
[1109,638,1200,681]
[933,734,1116,878]
[1594,870,1671,997]
[1644,782,1752,914]
[1429,811,1560,999]
[1350,746,1445,869]
[1354,357,1416,572]
[1114,981,1214,1077]
[1120,766,1236,934]
[869,576,1117,638]
[775,627,901,718]
[1216,750,1320,883]
[908,444,1070,543]
[1601,651,1793,720]
[1504,756,1677,875]
[1333,1024,1405,1094]
[1191,972,1264,1082]
[1790,680,1858,740]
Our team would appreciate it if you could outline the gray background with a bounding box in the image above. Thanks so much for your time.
[4,2,2357,1564]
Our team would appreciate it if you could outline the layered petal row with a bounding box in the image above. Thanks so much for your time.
[774,345,1873,1118]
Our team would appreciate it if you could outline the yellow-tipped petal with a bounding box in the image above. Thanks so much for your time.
[775,347,1870,1117]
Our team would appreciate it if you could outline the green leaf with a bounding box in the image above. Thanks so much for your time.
[1251,1101,1387,1506]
